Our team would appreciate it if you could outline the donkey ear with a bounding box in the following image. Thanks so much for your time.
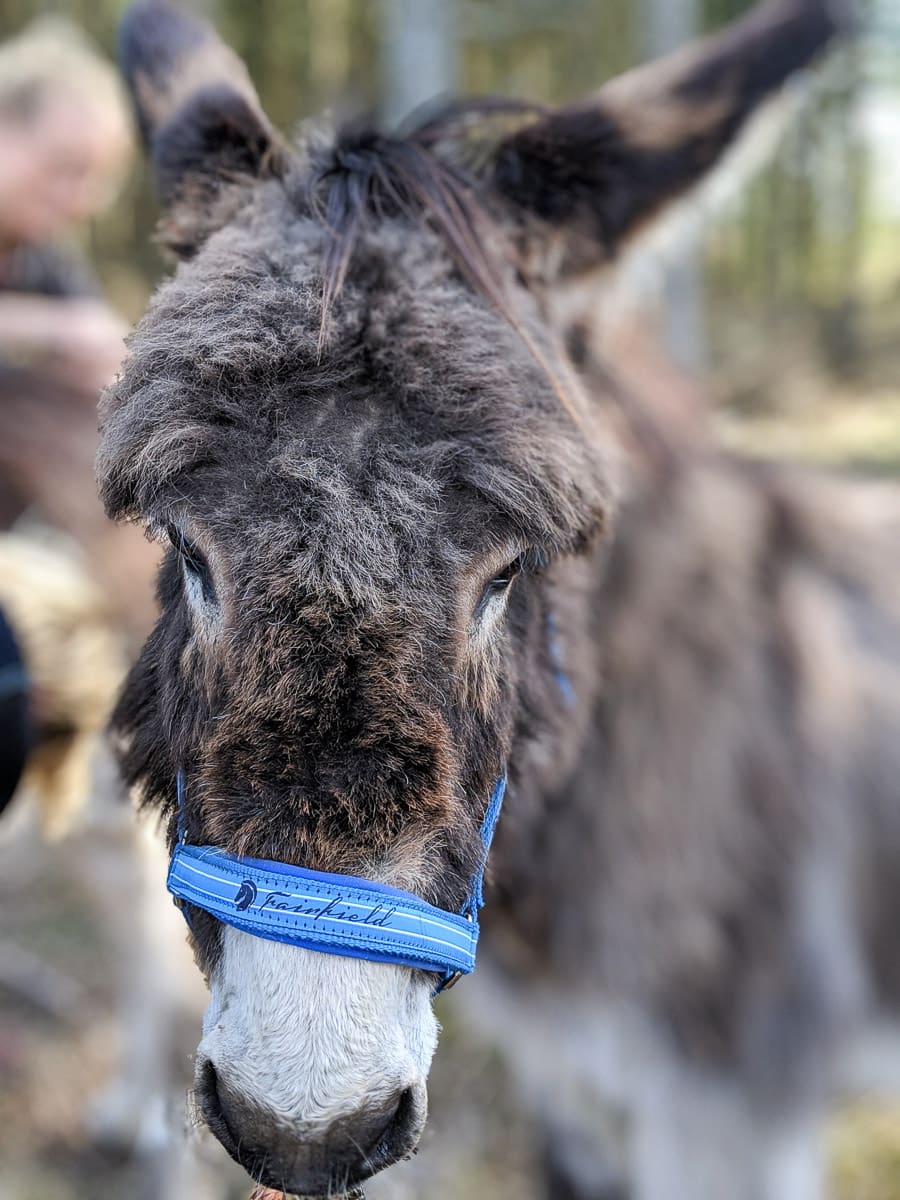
[118,0,288,258]
[479,0,853,281]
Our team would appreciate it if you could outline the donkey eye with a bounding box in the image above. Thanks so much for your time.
[167,524,216,604]
[474,555,524,621]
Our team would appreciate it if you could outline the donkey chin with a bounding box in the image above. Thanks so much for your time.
[193,926,438,1195]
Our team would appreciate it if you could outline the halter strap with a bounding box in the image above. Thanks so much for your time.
[168,774,507,989]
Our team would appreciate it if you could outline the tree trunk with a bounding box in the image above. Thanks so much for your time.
[379,0,459,128]
[641,0,707,372]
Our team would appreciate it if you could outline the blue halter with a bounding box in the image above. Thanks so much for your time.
[168,773,507,991]
[167,607,573,991]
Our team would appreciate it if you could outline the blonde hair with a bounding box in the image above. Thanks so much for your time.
[0,16,126,118]
[0,17,133,193]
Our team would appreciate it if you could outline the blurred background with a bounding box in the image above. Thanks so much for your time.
[1,0,898,442]
[0,2,898,1199]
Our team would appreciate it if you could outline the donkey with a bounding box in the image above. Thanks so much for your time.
[100,1,900,1197]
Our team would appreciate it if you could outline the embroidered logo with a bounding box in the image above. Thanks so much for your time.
[234,879,257,911]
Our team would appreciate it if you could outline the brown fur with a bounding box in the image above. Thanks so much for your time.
[103,1,887,1194]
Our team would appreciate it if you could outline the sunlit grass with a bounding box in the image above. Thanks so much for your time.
[831,1104,900,1200]
[718,388,900,474]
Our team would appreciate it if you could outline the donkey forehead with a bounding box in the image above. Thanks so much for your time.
[100,192,610,560]
[180,443,466,610]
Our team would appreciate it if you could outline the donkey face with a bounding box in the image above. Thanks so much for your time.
[102,151,613,1191]
[100,1,847,1192]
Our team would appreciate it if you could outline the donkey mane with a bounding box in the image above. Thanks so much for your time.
[305,121,512,343]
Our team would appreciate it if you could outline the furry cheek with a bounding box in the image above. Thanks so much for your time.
[462,617,505,718]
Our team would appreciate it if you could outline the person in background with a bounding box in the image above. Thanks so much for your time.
[0,18,158,642]
[0,17,133,393]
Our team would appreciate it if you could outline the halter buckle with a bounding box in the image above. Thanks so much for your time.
[438,906,474,992]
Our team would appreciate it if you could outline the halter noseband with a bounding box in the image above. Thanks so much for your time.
[168,773,507,992]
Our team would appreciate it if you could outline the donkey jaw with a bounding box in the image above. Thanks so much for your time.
[194,926,437,1191]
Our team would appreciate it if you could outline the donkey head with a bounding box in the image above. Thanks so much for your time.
[99,1,847,1193]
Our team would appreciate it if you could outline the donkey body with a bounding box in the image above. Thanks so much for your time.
[100,2,900,1197]
[469,443,900,1198]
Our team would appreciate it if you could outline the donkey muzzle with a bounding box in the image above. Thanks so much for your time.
[196,1058,426,1194]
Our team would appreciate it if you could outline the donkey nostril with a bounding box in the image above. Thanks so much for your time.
[198,1058,221,1114]
[389,1086,415,1140]
[367,1085,417,1162]
[196,1059,239,1157]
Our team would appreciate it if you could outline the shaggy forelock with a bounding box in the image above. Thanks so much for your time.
[98,166,613,599]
